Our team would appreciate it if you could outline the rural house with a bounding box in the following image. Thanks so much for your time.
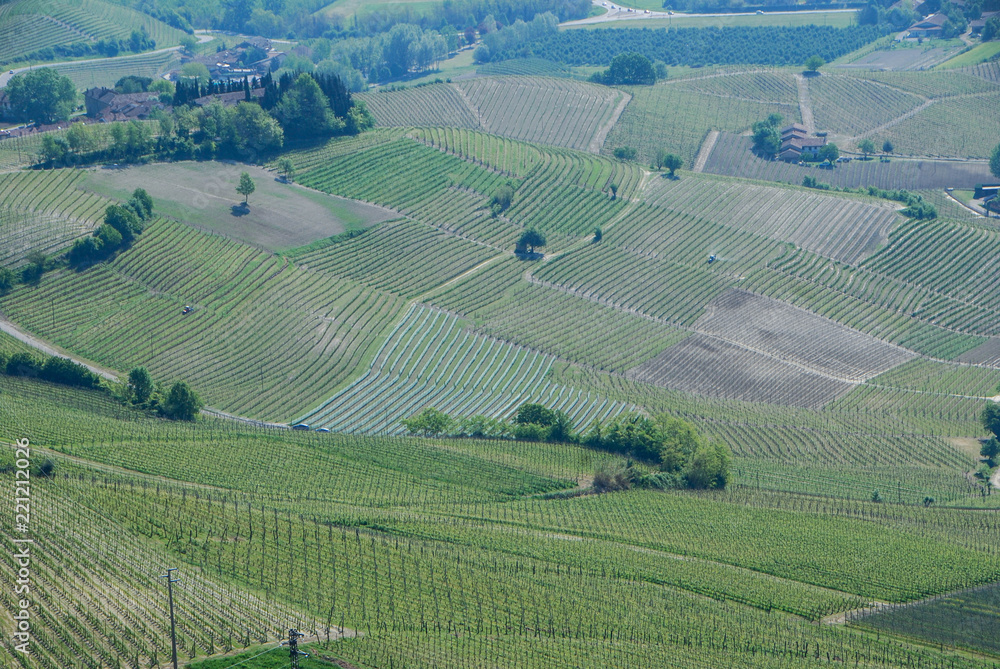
[970,11,999,33]
[778,123,827,161]
[906,13,949,38]
[84,88,167,121]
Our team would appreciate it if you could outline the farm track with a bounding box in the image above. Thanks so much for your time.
[844,89,997,149]
[0,315,118,380]
[794,74,816,134]
[692,130,719,173]
[590,91,632,154]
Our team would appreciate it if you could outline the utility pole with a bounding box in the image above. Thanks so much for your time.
[160,568,180,669]
[288,628,307,669]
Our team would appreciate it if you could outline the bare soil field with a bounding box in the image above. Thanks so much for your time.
[955,337,1000,366]
[694,289,917,382]
[703,133,994,189]
[644,174,900,264]
[82,161,395,251]
[627,333,855,408]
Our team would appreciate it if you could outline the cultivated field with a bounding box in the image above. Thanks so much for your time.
[83,162,395,252]
[644,173,901,264]
[0,0,186,64]
[604,78,800,167]
[299,305,630,433]
[628,333,855,407]
[456,77,628,153]
[694,289,916,382]
[45,48,181,90]
[703,132,995,188]
[876,93,1000,159]
[807,75,925,138]
[0,169,109,264]
[357,84,480,130]
[836,43,964,70]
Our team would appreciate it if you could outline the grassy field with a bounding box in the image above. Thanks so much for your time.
[82,162,394,252]
[936,40,1000,69]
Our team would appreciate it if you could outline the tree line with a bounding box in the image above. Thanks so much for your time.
[492,24,889,68]
[402,403,731,490]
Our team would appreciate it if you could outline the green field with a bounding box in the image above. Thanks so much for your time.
[565,9,858,29]
[3,52,1000,669]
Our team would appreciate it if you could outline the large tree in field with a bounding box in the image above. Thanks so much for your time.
[6,69,76,124]
[236,172,256,204]
[516,228,546,254]
[592,52,657,85]
[857,138,876,159]
[162,381,203,421]
[662,153,683,177]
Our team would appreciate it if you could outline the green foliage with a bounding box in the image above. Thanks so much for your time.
[982,402,1000,439]
[514,403,557,426]
[515,228,546,254]
[992,142,1000,179]
[277,158,295,182]
[274,73,345,139]
[236,171,256,204]
[401,407,453,436]
[490,181,515,216]
[817,143,839,163]
[981,437,999,464]
[683,441,730,489]
[590,52,657,86]
[857,138,876,157]
[613,146,637,161]
[882,139,893,154]
[0,267,14,293]
[127,366,153,404]
[161,380,202,421]
[751,114,782,157]
[5,68,76,124]
[804,54,825,72]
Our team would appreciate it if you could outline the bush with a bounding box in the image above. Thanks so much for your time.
[401,407,452,436]
[613,146,637,161]
[0,267,14,292]
[39,356,99,388]
[593,461,636,492]
[514,403,556,426]
[161,381,203,421]
[6,352,41,377]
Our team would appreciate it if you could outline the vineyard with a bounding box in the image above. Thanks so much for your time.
[702,132,996,188]
[0,0,186,63]
[874,92,1000,159]
[0,218,409,420]
[45,48,181,90]
[604,81,800,167]
[357,84,479,130]
[643,173,901,264]
[0,169,109,264]
[298,304,631,433]
[455,77,628,153]
[807,75,926,138]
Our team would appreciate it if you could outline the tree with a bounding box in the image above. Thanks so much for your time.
[514,403,556,426]
[516,228,546,254]
[128,188,154,221]
[128,366,154,404]
[818,143,839,163]
[982,402,1000,439]
[857,138,876,159]
[613,146,637,161]
[591,52,656,85]
[180,34,198,54]
[66,123,98,154]
[274,73,342,139]
[6,69,76,124]
[0,267,14,293]
[40,134,69,164]
[662,153,683,177]
[593,227,602,243]
[752,116,782,158]
[656,417,701,472]
[684,441,730,489]
[804,55,824,73]
[991,142,1000,179]
[491,183,515,213]
[104,204,142,244]
[179,62,210,87]
[278,158,295,182]
[236,172,256,204]
[401,407,452,436]
[161,381,202,420]
[224,102,283,159]
[882,140,894,155]
[982,437,999,466]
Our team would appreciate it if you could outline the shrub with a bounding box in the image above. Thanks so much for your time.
[161,381,203,421]
[683,441,730,489]
[593,461,636,492]
[401,407,452,436]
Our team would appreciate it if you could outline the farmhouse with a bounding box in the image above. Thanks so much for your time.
[192,88,265,108]
[970,11,999,33]
[906,13,949,38]
[778,124,827,161]
[84,88,167,121]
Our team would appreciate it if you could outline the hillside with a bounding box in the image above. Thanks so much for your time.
[1,21,1000,669]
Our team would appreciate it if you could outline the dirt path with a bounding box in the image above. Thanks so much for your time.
[589,90,632,154]
[692,130,719,173]
[793,74,815,134]
[0,316,119,381]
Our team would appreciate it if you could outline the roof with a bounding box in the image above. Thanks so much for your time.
[782,137,826,150]
[192,88,265,107]
[908,12,949,29]
[781,123,807,135]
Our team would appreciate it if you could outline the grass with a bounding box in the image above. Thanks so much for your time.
[936,40,1000,69]
[81,162,394,252]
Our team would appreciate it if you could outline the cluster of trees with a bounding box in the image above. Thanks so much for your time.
[653,148,683,176]
[124,366,204,421]
[332,24,450,80]
[589,52,662,86]
[583,413,731,489]
[473,13,558,64]
[68,191,153,267]
[4,69,77,125]
[401,403,730,490]
[490,181,516,216]
[751,113,784,158]
[9,28,156,64]
[0,351,101,390]
[492,24,888,67]
[800,180,938,219]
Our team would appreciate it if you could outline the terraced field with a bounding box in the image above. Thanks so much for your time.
[604,79,800,167]
[46,48,181,90]
[644,174,901,264]
[0,169,110,264]
[456,77,628,153]
[0,219,408,419]
[299,305,630,433]
[703,132,995,188]
[410,127,543,177]
[807,75,925,137]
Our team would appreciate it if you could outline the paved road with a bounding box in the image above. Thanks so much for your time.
[0,33,212,88]
[563,0,856,26]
